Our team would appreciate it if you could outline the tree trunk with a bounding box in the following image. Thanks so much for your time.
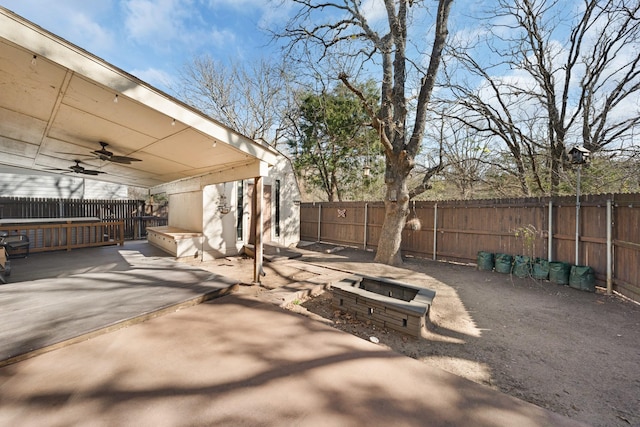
[374,157,410,266]
[550,143,564,195]
[374,194,409,265]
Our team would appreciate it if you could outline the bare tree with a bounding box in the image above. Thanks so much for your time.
[176,56,293,148]
[446,0,640,195]
[437,120,492,199]
[441,67,540,196]
[578,1,640,153]
[277,0,454,265]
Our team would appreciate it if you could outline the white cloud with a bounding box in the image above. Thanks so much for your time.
[121,0,246,58]
[67,12,116,55]
[123,0,191,47]
[2,1,117,55]
[360,0,386,23]
[206,0,270,11]
[209,28,237,49]
[130,67,175,91]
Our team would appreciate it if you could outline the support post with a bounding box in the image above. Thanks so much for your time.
[548,200,553,262]
[606,199,613,295]
[363,203,368,250]
[433,203,438,261]
[575,166,581,265]
[253,176,263,284]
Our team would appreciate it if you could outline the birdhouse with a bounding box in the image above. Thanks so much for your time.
[568,145,591,165]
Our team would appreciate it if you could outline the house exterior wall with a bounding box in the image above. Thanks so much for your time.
[261,155,301,248]
[0,167,128,199]
[201,183,241,260]
[159,154,301,260]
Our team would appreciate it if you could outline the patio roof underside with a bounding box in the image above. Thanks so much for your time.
[0,8,277,190]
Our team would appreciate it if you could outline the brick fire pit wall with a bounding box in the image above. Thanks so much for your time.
[332,275,436,337]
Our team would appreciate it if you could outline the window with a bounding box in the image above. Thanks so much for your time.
[275,179,281,237]
[236,180,243,240]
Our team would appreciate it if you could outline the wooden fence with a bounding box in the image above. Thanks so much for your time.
[300,193,640,302]
[0,197,167,240]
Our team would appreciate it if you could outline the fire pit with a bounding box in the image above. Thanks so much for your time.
[332,275,436,337]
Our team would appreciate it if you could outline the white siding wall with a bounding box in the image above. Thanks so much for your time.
[83,180,129,199]
[263,156,301,247]
[201,183,242,260]
[0,167,128,199]
[168,191,203,232]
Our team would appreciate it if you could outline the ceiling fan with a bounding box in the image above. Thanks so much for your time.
[46,160,106,176]
[91,141,141,164]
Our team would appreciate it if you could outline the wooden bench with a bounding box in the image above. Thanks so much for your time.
[146,226,203,259]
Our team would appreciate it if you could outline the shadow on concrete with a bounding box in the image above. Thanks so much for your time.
[0,294,585,426]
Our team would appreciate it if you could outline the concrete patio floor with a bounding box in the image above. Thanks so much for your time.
[0,242,238,366]
[0,242,588,426]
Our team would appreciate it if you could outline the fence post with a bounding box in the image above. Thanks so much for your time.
[66,221,72,251]
[317,204,321,242]
[433,203,438,261]
[606,199,612,295]
[548,200,553,262]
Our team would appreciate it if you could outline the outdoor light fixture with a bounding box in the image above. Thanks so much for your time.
[171,118,176,126]
[218,196,230,215]
[113,94,118,103]
[363,139,371,177]
[218,184,230,215]
[31,54,37,66]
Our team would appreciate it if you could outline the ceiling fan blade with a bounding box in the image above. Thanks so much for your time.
[109,155,141,163]
[44,167,71,173]
[81,169,105,176]
[92,149,113,158]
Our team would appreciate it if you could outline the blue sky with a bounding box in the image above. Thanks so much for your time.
[1,1,480,93]
[0,1,487,95]
[0,0,285,93]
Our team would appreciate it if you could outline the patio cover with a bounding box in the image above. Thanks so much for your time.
[0,7,278,190]
[0,7,277,282]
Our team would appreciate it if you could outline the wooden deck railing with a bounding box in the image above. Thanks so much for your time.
[0,197,168,240]
[0,220,124,254]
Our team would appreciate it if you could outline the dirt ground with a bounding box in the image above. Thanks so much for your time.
[187,244,640,427]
